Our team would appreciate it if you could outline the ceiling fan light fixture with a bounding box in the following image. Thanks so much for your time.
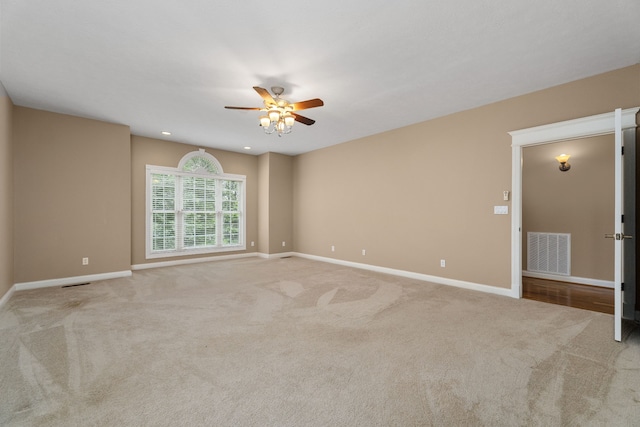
[225,86,323,137]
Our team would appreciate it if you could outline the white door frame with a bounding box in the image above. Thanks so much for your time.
[509,107,640,299]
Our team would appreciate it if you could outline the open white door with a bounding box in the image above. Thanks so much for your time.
[613,108,624,342]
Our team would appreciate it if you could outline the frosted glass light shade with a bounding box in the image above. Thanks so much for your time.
[268,110,280,122]
[284,114,295,127]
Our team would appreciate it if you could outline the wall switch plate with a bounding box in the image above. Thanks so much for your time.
[494,206,509,215]
[503,191,510,201]
[282,241,286,247]
[440,259,446,267]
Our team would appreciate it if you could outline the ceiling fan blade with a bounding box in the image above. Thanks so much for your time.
[292,113,316,125]
[224,106,262,110]
[290,98,324,111]
[253,86,275,104]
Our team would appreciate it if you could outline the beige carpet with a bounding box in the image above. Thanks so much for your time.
[1,257,639,426]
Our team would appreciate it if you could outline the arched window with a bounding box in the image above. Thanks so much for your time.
[178,149,223,174]
[146,150,246,259]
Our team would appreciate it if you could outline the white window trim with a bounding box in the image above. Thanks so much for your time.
[145,155,246,260]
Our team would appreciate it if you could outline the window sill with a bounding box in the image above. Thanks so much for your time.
[146,244,247,260]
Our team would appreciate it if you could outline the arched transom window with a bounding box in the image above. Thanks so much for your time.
[178,149,223,174]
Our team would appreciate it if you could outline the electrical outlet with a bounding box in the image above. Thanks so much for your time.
[282,241,286,247]
[82,257,89,265]
[331,245,335,252]
[440,259,446,267]
[251,241,254,247]
[362,249,366,256]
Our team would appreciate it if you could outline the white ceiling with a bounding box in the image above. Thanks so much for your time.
[1,1,639,156]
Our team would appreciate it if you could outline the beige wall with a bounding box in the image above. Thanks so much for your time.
[0,84,13,297]
[267,153,293,253]
[13,107,131,283]
[256,152,294,254]
[522,136,614,281]
[130,135,259,266]
[258,153,270,254]
[293,65,640,289]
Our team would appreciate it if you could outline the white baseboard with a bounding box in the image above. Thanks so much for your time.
[14,270,133,291]
[0,285,16,309]
[292,252,514,298]
[523,271,614,289]
[258,252,295,260]
[132,252,258,270]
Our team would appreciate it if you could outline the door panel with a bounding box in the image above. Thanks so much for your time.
[614,108,623,342]
[622,128,636,321]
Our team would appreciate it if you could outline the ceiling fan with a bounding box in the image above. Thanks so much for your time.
[225,86,324,136]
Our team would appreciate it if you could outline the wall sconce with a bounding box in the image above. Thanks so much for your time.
[555,153,571,172]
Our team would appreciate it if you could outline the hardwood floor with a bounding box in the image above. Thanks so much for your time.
[523,276,614,315]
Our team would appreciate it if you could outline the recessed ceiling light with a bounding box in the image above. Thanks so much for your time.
[243,146,251,150]
[161,131,171,136]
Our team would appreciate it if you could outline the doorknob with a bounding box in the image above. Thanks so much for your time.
[604,233,633,240]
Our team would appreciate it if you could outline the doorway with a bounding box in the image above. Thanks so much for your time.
[509,107,640,341]
[521,136,615,313]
